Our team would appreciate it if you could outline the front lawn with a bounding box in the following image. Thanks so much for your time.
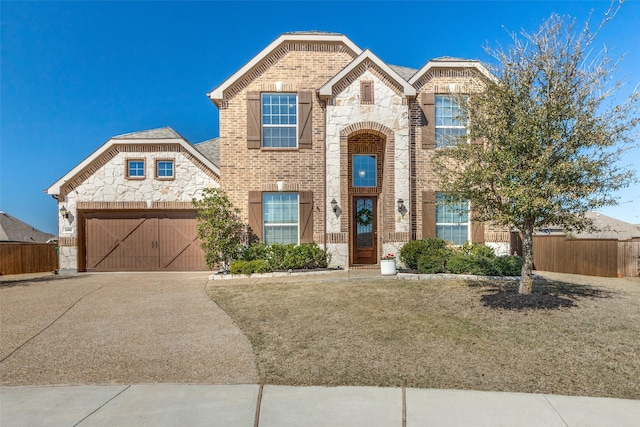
[206,273,640,399]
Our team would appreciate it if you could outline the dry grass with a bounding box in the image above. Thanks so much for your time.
[206,273,640,399]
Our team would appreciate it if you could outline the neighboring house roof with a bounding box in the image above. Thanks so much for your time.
[319,49,417,98]
[573,212,640,240]
[208,32,363,105]
[536,211,640,240]
[0,211,55,242]
[194,138,220,168]
[46,126,220,196]
[408,57,496,86]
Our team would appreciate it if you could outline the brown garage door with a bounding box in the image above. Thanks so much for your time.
[84,211,207,271]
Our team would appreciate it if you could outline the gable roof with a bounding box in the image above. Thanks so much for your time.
[319,49,417,98]
[208,32,363,106]
[409,57,496,86]
[194,137,220,168]
[113,126,185,140]
[46,127,220,196]
[0,211,55,242]
[574,212,640,240]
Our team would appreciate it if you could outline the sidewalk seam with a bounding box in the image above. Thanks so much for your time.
[543,394,569,427]
[402,386,406,427]
[73,385,131,426]
[254,383,264,427]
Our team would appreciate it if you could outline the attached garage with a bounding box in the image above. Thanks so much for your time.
[81,211,207,271]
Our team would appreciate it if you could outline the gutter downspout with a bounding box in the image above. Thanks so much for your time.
[317,90,328,253]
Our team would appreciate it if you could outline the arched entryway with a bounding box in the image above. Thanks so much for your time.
[339,122,395,266]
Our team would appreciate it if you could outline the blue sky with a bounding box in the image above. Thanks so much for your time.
[1,1,639,235]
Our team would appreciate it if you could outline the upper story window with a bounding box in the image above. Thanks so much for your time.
[262,93,297,148]
[126,159,145,179]
[352,155,377,187]
[155,159,174,180]
[263,193,299,245]
[435,95,467,148]
[435,193,469,245]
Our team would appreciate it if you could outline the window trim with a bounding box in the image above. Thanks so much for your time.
[262,192,300,245]
[261,93,298,149]
[125,158,146,180]
[155,158,175,181]
[435,193,470,245]
[435,94,468,148]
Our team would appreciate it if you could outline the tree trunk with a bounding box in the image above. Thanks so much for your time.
[519,226,534,294]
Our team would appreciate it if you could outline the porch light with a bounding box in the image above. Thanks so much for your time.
[330,198,338,213]
[59,205,69,219]
[397,199,405,213]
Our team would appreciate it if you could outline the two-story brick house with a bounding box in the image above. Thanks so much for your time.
[48,31,511,272]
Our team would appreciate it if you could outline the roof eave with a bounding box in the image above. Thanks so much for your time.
[319,49,416,98]
[408,60,497,86]
[208,33,363,105]
[47,137,220,196]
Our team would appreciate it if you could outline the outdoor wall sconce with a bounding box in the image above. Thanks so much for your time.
[397,199,405,214]
[59,205,69,219]
[330,198,338,213]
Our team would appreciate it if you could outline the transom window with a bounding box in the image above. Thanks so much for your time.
[262,93,297,148]
[435,95,467,148]
[436,193,469,245]
[352,155,377,187]
[127,159,145,179]
[156,160,174,179]
[263,193,299,245]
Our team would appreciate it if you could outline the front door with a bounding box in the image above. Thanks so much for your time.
[352,196,377,264]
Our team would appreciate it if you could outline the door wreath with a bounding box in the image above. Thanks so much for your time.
[356,207,373,227]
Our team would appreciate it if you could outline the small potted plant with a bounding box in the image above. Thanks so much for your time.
[380,253,397,276]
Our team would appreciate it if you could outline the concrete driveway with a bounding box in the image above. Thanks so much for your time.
[0,273,259,386]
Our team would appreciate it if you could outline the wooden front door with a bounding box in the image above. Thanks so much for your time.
[84,211,206,271]
[352,196,377,264]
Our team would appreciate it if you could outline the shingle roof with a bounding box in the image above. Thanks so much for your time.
[0,211,55,242]
[388,64,417,81]
[194,138,220,168]
[574,212,640,240]
[113,126,185,140]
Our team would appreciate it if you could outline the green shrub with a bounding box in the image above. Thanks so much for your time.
[229,259,272,275]
[239,242,328,271]
[399,238,448,269]
[229,260,249,275]
[417,249,451,274]
[456,242,496,258]
[248,259,272,274]
[446,253,497,275]
[241,242,272,262]
[492,255,524,276]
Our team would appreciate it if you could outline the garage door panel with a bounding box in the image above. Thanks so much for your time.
[84,211,207,272]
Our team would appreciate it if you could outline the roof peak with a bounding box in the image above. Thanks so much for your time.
[113,126,185,140]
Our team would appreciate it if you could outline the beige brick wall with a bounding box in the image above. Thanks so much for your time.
[412,68,510,240]
[218,43,356,241]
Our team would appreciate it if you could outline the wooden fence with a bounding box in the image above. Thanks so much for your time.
[0,243,59,275]
[532,236,640,278]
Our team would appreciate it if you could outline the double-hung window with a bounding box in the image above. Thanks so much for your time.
[435,193,469,245]
[262,93,297,148]
[263,193,299,244]
[435,95,467,148]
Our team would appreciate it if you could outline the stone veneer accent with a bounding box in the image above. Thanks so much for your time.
[326,69,410,267]
[57,148,219,272]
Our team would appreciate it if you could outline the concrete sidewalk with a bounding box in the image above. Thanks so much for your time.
[2,384,639,426]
